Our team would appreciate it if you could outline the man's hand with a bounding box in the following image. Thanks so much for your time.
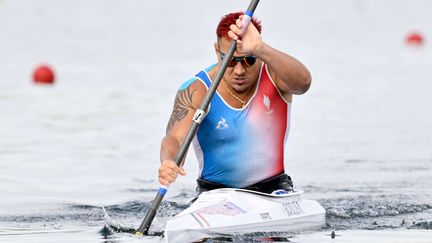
[228,15,263,55]
[158,160,187,186]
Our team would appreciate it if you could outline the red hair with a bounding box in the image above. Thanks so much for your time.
[216,11,262,39]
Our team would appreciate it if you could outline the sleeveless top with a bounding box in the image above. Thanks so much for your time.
[186,63,291,188]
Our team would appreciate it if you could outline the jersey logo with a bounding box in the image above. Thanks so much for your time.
[263,94,274,128]
[263,94,274,115]
[263,94,271,110]
[216,117,229,130]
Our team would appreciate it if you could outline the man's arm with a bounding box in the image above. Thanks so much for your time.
[255,42,311,95]
[228,17,311,96]
[158,81,205,186]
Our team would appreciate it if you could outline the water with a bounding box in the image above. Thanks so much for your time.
[1,0,432,242]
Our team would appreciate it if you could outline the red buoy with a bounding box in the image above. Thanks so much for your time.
[33,64,55,84]
[405,32,424,46]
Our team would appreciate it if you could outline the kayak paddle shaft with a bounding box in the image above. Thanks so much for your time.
[135,0,260,235]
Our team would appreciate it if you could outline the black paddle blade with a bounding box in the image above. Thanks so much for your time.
[100,222,136,235]
[100,223,163,237]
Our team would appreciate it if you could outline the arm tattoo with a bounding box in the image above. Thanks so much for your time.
[166,86,196,134]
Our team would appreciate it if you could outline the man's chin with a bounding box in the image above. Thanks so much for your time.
[232,86,250,94]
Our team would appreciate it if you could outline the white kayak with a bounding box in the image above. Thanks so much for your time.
[164,188,326,242]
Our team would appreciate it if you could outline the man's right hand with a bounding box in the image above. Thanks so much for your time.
[158,160,187,186]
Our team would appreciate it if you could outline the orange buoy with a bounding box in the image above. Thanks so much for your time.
[33,64,55,84]
[405,32,424,46]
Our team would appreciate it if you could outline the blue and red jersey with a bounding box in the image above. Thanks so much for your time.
[182,63,291,188]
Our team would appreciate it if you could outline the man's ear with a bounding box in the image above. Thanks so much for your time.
[214,42,221,61]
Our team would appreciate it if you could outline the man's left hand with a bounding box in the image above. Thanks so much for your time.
[228,15,263,55]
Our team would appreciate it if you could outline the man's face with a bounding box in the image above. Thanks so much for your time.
[215,38,262,94]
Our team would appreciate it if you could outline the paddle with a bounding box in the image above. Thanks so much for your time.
[134,0,261,236]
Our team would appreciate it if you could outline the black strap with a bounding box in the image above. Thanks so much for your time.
[196,173,293,194]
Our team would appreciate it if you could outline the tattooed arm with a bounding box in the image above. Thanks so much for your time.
[165,86,196,135]
[158,81,206,186]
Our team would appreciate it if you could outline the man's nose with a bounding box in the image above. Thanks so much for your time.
[233,61,245,75]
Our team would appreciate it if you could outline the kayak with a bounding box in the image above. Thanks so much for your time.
[164,188,326,242]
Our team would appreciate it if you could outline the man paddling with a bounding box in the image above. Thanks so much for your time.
[158,12,311,194]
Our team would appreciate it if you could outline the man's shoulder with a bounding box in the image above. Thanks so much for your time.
[178,77,207,93]
[176,76,207,110]
[179,77,199,91]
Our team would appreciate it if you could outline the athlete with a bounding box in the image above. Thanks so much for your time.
[158,12,311,194]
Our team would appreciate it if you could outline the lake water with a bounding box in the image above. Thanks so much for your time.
[1,0,431,242]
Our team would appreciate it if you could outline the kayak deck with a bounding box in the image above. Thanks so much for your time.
[165,188,325,242]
